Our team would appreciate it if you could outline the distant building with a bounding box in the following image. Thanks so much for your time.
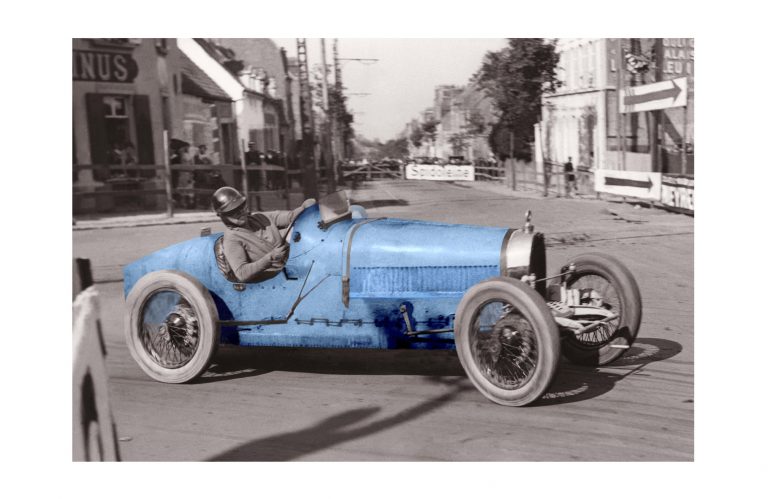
[407,83,494,161]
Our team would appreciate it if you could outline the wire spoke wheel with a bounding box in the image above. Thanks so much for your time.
[470,301,538,390]
[125,270,219,383]
[559,253,642,366]
[455,277,559,406]
[139,290,200,369]
[568,274,621,347]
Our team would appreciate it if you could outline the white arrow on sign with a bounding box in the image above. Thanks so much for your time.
[620,77,687,113]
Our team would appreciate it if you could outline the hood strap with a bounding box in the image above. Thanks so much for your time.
[342,218,385,308]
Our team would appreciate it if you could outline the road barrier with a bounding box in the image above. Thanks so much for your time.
[341,162,402,181]
[72,259,121,461]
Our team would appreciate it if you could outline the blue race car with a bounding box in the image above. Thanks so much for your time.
[123,191,641,406]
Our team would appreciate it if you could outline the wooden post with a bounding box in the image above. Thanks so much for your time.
[509,132,517,190]
[240,139,250,212]
[283,153,290,210]
[162,131,174,218]
[681,105,688,175]
[616,39,626,170]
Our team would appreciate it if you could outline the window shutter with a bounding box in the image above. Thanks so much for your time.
[133,94,155,164]
[85,93,107,164]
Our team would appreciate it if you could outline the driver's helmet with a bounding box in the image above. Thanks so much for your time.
[211,186,246,215]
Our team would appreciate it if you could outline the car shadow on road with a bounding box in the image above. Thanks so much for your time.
[197,347,465,383]
[200,339,683,407]
[207,376,472,461]
[533,337,684,406]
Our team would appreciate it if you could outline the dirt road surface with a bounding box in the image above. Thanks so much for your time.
[73,180,694,461]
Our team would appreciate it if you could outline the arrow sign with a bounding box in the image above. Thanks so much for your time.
[595,170,661,200]
[620,77,687,113]
[604,176,653,190]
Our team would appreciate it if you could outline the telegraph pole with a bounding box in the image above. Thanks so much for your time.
[332,38,345,185]
[616,38,626,170]
[335,50,379,169]
[651,38,663,173]
[320,38,336,190]
[296,38,318,198]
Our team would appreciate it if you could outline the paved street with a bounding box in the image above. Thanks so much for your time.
[73,179,694,461]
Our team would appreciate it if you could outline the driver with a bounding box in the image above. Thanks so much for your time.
[212,187,316,282]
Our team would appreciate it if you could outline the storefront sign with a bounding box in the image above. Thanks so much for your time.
[73,50,139,83]
[405,163,475,181]
[660,38,694,79]
[595,169,661,200]
[660,175,694,213]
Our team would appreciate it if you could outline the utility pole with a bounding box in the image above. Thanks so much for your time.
[320,39,337,191]
[296,38,318,199]
[616,38,626,170]
[332,38,345,185]
[335,52,378,168]
[651,38,663,173]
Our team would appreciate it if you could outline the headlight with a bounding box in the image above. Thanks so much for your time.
[500,229,547,296]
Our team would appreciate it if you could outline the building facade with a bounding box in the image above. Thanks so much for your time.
[206,38,298,164]
[179,51,236,165]
[540,38,694,174]
[73,38,186,212]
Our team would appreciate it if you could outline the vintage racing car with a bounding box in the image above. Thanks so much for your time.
[123,191,642,406]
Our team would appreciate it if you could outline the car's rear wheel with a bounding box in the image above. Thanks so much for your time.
[125,270,219,383]
[559,253,642,366]
[455,277,560,406]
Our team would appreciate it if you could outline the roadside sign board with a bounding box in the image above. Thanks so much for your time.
[595,169,661,200]
[620,76,687,113]
[405,163,475,181]
[660,175,694,213]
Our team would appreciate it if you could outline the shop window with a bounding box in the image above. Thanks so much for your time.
[86,93,154,171]
[103,96,132,155]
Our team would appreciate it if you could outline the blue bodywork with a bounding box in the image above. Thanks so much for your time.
[123,204,511,350]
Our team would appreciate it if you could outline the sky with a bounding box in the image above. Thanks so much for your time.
[274,38,508,142]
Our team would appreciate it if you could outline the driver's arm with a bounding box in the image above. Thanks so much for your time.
[273,198,316,228]
[223,240,274,282]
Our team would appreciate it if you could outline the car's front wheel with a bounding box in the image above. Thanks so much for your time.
[124,270,219,383]
[454,277,560,406]
[558,253,642,366]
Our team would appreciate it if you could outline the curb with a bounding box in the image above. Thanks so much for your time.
[73,213,220,231]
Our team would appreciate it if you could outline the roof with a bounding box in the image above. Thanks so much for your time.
[180,51,231,102]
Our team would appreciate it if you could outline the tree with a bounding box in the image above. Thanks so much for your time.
[474,39,561,161]
[381,137,409,159]
[420,118,440,154]
[448,133,469,156]
[463,110,487,136]
[409,125,424,149]
[329,86,354,157]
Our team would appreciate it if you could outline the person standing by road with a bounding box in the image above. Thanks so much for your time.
[564,157,577,198]
[212,187,315,282]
